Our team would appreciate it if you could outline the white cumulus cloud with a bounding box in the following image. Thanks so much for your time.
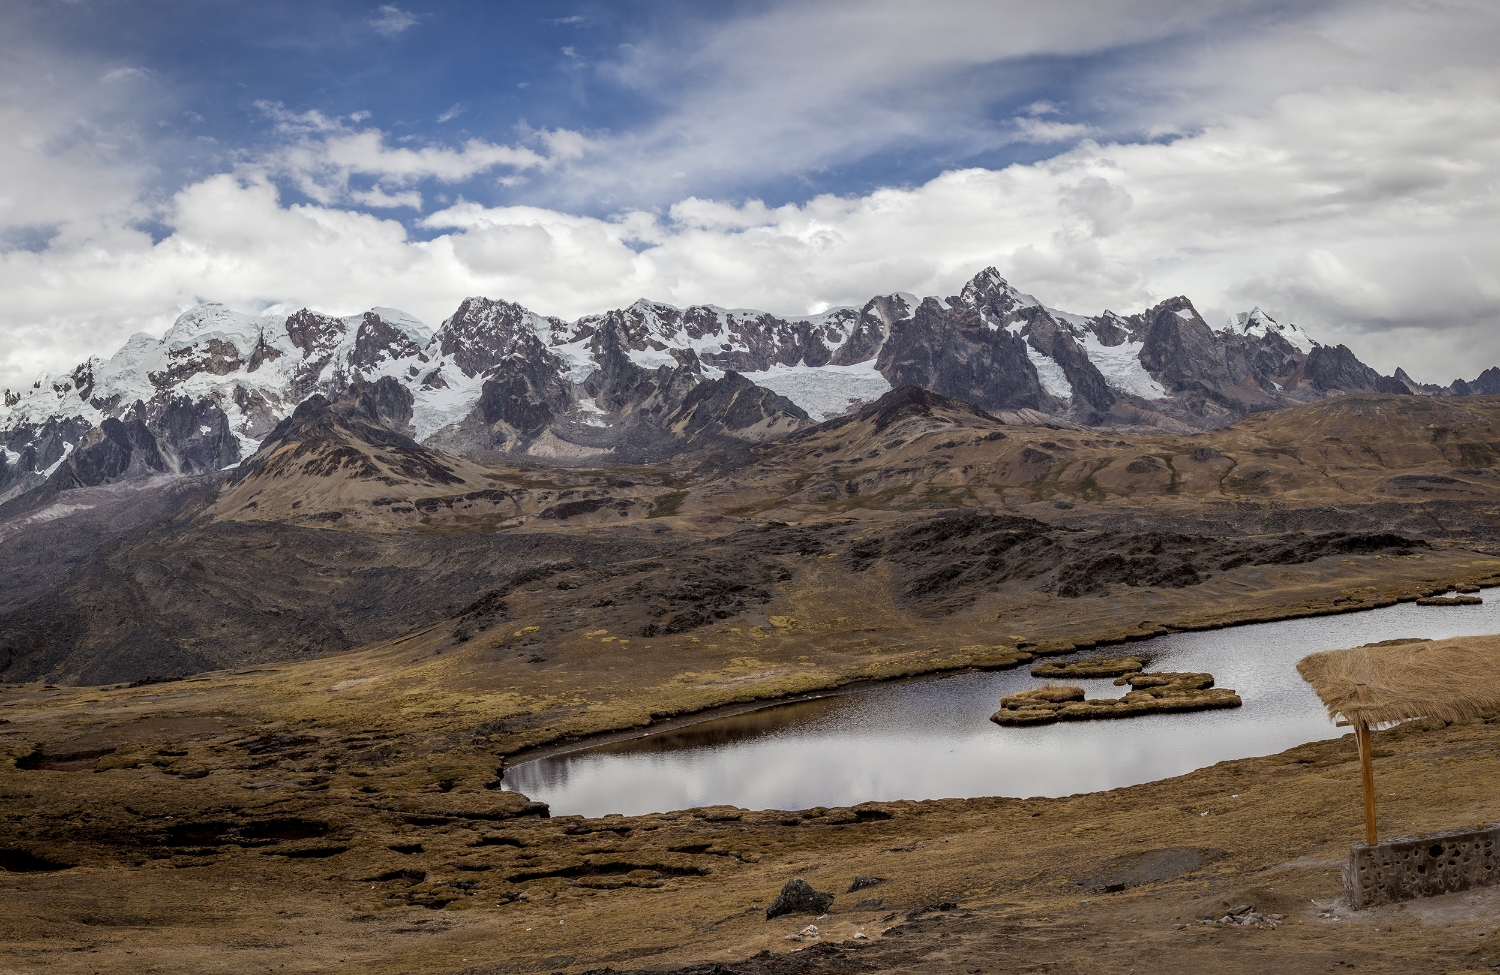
[4,62,1499,394]
[249,103,592,209]
[3,0,1500,395]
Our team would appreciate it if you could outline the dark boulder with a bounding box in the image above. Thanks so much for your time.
[766,877,834,919]
[61,415,163,487]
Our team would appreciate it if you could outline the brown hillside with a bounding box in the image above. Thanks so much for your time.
[676,392,1500,522]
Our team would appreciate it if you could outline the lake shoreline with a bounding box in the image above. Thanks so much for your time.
[499,575,1499,777]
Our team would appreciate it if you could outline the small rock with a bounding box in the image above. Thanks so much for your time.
[766,878,835,919]
[856,898,883,908]
[852,931,868,940]
[848,875,886,893]
[1227,904,1253,917]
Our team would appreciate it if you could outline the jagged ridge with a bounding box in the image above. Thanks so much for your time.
[3,267,1495,509]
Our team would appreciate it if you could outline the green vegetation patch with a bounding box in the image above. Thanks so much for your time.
[648,491,689,518]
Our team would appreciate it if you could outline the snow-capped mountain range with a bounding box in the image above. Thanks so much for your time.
[3,266,1495,506]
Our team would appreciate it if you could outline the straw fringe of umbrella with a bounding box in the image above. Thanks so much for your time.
[1297,636,1500,727]
[1298,634,1500,848]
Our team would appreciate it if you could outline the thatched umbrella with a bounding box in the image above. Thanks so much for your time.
[1298,636,1500,845]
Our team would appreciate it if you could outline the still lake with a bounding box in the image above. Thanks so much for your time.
[504,589,1500,817]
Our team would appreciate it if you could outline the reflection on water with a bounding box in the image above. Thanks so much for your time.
[505,589,1500,817]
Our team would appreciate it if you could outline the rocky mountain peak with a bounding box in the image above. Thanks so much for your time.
[438,297,560,378]
[351,311,426,371]
[958,267,1042,323]
[1136,297,1225,392]
[1226,307,1317,354]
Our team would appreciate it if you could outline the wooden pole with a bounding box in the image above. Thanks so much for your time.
[1354,719,1378,846]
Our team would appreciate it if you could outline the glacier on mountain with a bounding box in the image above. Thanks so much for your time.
[1025,346,1074,400]
[741,360,892,423]
[1081,333,1169,400]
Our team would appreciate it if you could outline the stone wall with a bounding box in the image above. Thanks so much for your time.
[1345,823,1500,909]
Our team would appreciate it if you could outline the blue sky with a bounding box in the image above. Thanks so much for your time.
[2,0,1499,389]
[10,0,1289,220]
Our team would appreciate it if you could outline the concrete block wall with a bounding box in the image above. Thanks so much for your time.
[1345,822,1500,909]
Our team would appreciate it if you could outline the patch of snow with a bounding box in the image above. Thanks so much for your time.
[409,356,489,440]
[161,303,278,359]
[575,397,609,428]
[42,441,74,478]
[198,425,212,435]
[741,360,892,422]
[1,447,18,467]
[625,346,680,370]
[549,336,599,382]
[1080,333,1168,400]
[1174,308,1195,321]
[1227,307,1317,354]
[25,502,96,525]
[1026,346,1074,400]
[1044,306,1091,328]
[1,370,104,432]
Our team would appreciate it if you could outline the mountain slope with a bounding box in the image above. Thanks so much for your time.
[7,385,1500,685]
[676,388,1500,526]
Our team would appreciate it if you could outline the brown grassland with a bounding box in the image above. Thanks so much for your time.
[6,393,1500,973]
